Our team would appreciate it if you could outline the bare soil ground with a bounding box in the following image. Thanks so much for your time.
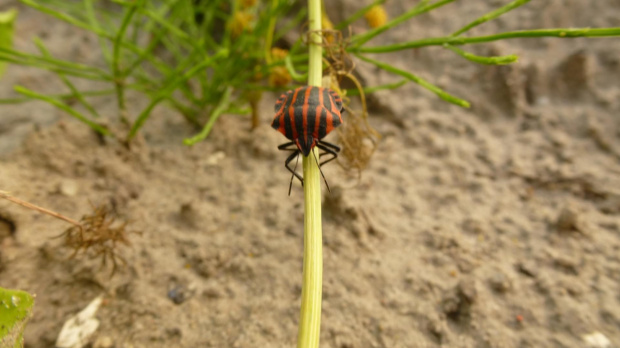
[1,1,620,347]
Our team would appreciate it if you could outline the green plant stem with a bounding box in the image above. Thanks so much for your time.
[356,54,470,108]
[350,0,456,48]
[84,0,112,67]
[113,0,143,124]
[444,44,518,65]
[183,86,233,145]
[0,88,116,104]
[34,38,100,117]
[285,55,308,82]
[264,0,279,64]
[0,47,110,80]
[128,49,228,140]
[0,8,17,78]
[345,79,408,96]
[452,0,531,37]
[355,27,620,53]
[14,86,110,135]
[297,0,323,347]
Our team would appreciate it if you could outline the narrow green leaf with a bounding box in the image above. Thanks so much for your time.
[83,0,112,66]
[345,79,408,96]
[355,27,620,53]
[183,86,233,145]
[452,0,531,37]
[0,88,116,104]
[444,44,518,65]
[129,49,229,139]
[356,54,470,108]
[0,47,110,80]
[350,0,456,48]
[34,38,101,118]
[14,86,110,135]
[0,8,17,78]
[285,54,308,82]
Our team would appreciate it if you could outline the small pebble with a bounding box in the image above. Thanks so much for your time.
[206,151,226,166]
[582,332,611,348]
[58,179,79,197]
[556,206,579,232]
[93,336,113,348]
[488,272,511,293]
[458,279,478,303]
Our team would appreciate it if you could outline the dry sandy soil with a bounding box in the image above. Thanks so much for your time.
[1,0,620,347]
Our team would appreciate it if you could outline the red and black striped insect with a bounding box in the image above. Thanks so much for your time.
[272,86,344,195]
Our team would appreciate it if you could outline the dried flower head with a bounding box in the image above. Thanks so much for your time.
[365,5,388,29]
[230,11,254,38]
[59,204,135,275]
[271,47,289,61]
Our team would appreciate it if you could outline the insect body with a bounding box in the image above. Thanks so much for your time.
[272,86,344,194]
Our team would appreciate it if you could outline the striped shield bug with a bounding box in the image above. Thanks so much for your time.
[271,86,344,195]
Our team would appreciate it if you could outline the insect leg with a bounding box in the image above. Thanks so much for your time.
[316,141,340,167]
[311,148,331,193]
[288,152,302,195]
[284,150,304,195]
[277,141,297,152]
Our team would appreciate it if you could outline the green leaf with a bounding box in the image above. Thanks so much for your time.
[0,287,35,348]
[356,54,470,108]
[14,86,111,136]
[444,44,518,65]
[0,8,18,79]
[452,0,531,37]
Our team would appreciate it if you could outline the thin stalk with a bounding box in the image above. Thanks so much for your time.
[0,47,110,80]
[0,88,116,104]
[14,86,110,135]
[113,0,143,124]
[34,38,100,118]
[285,54,308,82]
[265,0,279,64]
[128,48,228,140]
[356,54,470,108]
[19,0,175,72]
[345,79,408,96]
[297,0,323,347]
[355,27,620,53]
[0,191,84,233]
[83,0,112,67]
[444,44,518,65]
[183,86,233,145]
[452,0,531,37]
[350,0,456,48]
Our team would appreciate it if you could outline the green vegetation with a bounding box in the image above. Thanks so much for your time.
[0,0,301,143]
[0,8,17,79]
[0,0,618,143]
[0,287,34,348]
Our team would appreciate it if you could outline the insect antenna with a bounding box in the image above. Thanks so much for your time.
[312,149,331,193]
[288,152,301,196]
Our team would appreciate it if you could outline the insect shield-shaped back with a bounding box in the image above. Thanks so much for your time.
[272,86,344,195]
[271,86,343,156]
